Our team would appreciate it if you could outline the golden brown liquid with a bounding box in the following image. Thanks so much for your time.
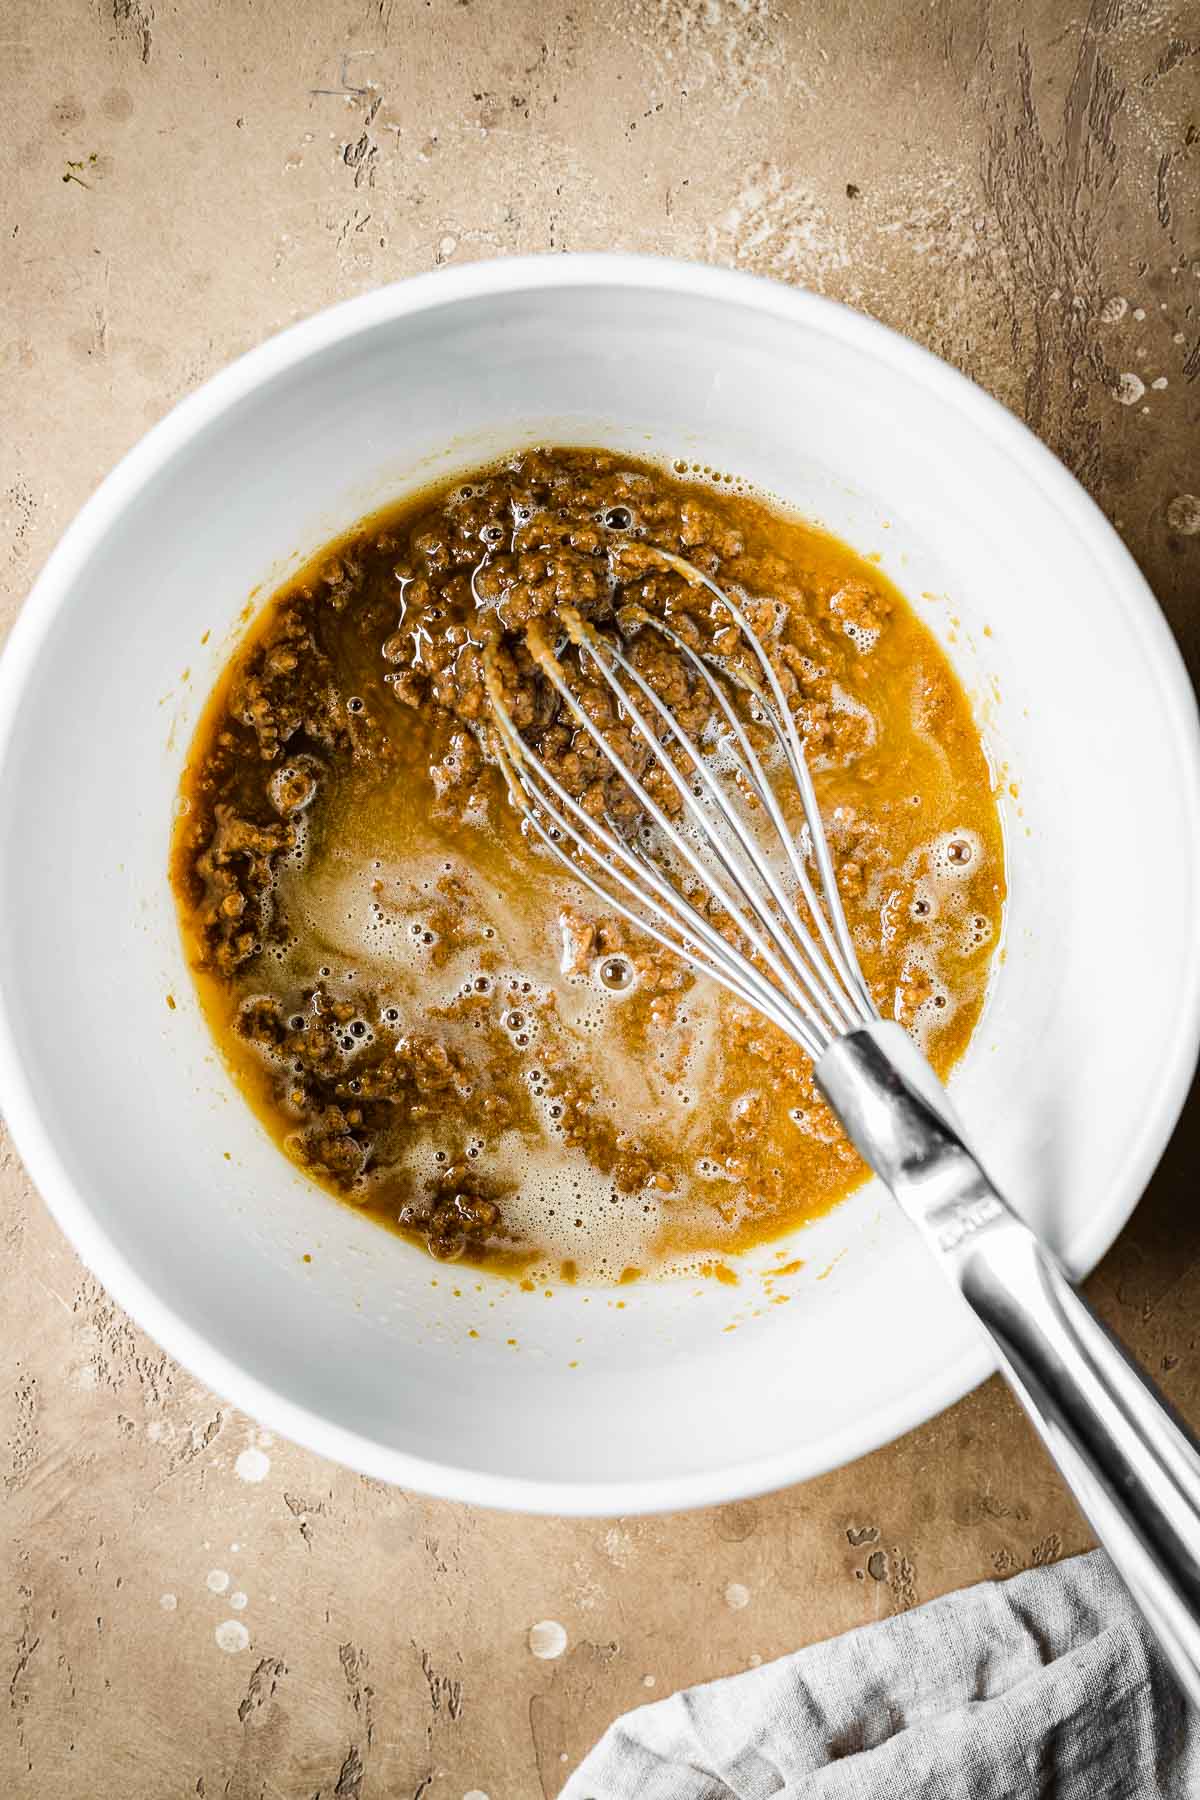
[173,451,1004,1282]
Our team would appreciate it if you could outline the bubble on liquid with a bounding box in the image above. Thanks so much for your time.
[930,830,981,881]
[596,955,634,993]
[962,912,993,953]
[266,845,732,1283]
[697,1155,735,1181]
[897,941,957,1047]
[269,758,320,816]
[839,618,879,654]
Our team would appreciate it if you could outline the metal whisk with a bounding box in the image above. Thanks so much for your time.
[486,546,875,1064]
[485,545,1200,1709]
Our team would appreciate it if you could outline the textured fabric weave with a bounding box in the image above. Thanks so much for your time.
[563,1551,1196,1799]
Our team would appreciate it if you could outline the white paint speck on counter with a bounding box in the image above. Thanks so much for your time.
[1166,496,1200,536]
[215,1620,250,1653]
[235,1447,270,1483]
[528,1619,567,1660]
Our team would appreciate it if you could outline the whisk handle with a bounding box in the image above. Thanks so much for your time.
[960,1218,1200,1709]
[818,1022,1200,1710]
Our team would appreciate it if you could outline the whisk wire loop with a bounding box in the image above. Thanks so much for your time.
[646,548,876,1022]
[483,546,880,1060]
[486,678,818,1052]
[558,609,857,1041]
[606,603,867,1035]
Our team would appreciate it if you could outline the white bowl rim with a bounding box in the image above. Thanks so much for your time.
[1,252,1198,1516]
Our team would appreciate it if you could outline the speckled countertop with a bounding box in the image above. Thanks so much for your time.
[2,1,1198,1793]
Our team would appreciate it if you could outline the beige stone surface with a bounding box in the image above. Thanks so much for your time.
[2,0,1198,1793]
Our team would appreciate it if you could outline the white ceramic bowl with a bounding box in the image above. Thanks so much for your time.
[1,256,1198,1514]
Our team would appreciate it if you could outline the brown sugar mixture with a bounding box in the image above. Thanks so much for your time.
[172,448,1004,1282]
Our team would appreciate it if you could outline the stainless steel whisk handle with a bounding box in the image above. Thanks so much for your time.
[818,1022,1200,1710]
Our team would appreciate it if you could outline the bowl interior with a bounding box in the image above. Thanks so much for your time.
[1,267,1196,1510]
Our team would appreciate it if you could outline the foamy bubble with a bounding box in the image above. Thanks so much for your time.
[252,811,780,1281]
[961,912,993,954]
[840,619,879,654]
[930,829,982,881]
[268,757,321,816]
[896,942,955,1048]
[594,954,635,994]
[910,880,938,923]
[395,1118,681,1283]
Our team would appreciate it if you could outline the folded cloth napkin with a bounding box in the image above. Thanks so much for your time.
[562,1550,1198,1799]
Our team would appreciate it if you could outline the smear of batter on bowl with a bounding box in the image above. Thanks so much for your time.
[172,448,1004,1284]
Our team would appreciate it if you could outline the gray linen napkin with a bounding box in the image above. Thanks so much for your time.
[562,1550,1198,1798]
